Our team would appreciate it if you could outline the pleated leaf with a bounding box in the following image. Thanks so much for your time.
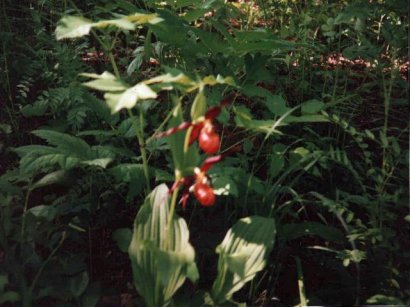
[128,184,198,307]
[211,216,276,304]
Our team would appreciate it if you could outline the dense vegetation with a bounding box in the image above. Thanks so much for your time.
[1,0,409,306]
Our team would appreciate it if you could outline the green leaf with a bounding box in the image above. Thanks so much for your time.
[104,83,157,113]
[55,16,93,40]
[301,99,325,114]
[285,114,329,123]
[112,228,132,253]
[109,163,145,182]
[266,95,289,116]
[32,130,92,159]
[81,71,128,92]
[146,72,195,88]
[125,13,163,25]
[366,294,404,305]
[211,175,238,196]
[211,216,276,304]
[82,158,112,168]
[93,18,135,31]
[0,275,8,292]
[16,133,115,174]
[128,184,198,307]
[127,53,144,76]
[69,271,89,297]
[81,282,101,307]
[190,89,206,120]
[83,78,128,92]
[29,205,57,221]
[202,75,235,87]
[269,143,286,178]
[56,14,162,40]
[32,170,68,190]
[80,71,117,80]
[0,291,20,305]
[166,103,199,174]
[279,222,344,244]
[109,163,146,199]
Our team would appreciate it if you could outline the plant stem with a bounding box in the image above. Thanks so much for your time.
[167,185,180,237]
[166,120,192,244]
[295,257,308,306]
[25,231,66,304]
[108,51,120,78]
[20,187,32,242]
[128,109,151,192]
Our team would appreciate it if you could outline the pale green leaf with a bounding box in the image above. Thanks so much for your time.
[80,71,117,80]
[211,216,276,304]
[82,158,113,168]
[56,13,162,40]
[125,13,163,25]
[93,18,135,31]
[128,184,198,307]
[32,170,68,190]
[202,75,235,86]
[145,73,195,87]
[105,83,157,113]
[83,79,128,92]
[55,16,93,40]
[29,205,57,221]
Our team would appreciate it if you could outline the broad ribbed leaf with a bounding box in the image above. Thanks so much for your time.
[211,216,276,304]
[128,184,198,307]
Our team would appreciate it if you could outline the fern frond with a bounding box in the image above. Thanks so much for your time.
[32,130,92,159]
[20,154,80,174]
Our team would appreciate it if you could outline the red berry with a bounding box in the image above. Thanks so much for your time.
[193,182,215,206]
[199,126,220,154]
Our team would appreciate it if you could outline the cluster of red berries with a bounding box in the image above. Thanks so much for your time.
[157,94,235,207]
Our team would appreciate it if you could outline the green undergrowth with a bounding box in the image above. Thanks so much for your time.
[0,0,408,306]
